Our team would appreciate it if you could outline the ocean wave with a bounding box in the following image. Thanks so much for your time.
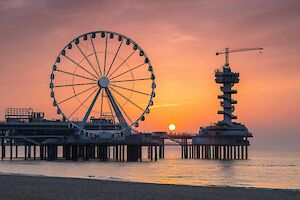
[87,175,132,183]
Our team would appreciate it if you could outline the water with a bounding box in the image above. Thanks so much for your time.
[0,146,299,189]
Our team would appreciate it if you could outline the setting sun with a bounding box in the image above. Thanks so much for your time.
[168,124,176,131]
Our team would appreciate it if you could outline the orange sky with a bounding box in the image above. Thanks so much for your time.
[0,0,299,150]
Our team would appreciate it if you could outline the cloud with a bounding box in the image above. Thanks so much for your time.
[151,101,197,109]
[0,0,31,10]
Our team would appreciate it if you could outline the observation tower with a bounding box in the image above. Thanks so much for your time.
[215,51,239,125]
[192,47,263,160]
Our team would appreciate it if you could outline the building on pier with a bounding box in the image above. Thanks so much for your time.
[0,108,126,145]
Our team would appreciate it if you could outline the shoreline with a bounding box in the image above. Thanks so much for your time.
[1,171,299,191]
[0,174,299,200]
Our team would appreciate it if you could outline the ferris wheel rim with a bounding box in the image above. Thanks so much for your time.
[50,30,156,133]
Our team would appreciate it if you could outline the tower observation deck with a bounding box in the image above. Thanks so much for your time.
[215,66,239,124]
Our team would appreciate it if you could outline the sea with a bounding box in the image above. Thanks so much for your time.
[0,146,299,190]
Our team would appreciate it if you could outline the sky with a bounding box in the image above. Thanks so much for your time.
[0,0,299,150]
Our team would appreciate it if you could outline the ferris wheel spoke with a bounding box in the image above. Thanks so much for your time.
[58,85,98,105]
[106,93,116,124]
[90,37,103,77]
[114,94,133,124]
[57,69,98,82]
[68,87,98,119]
[107,50,136,78]
[110,84,150,96]
[100,89,104,118]
[98,89,104,130]
[103,34,108,76]
[110,63,146,80]
[76,44,100,78]
[109,86,144,111]
[54,82,97,88]
[77,88,102,135]
[63,54,99,80]
[110,77,151,83]
[106,39,124,77]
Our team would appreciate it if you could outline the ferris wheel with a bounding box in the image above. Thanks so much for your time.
[50,31,155,137]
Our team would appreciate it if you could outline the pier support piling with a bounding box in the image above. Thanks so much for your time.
[33,145,36,160]
[1,139,5,160]
[127,145,139,162]
[10,139,13,160]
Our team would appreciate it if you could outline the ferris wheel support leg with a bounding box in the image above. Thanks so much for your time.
[105,88,131,135]
[76,88,102,136]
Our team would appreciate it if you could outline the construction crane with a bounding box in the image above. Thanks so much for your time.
[216,47,263,66]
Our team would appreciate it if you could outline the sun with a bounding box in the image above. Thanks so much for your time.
[168,124,176,131]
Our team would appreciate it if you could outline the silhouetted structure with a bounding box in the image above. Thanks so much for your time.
[191,48,261,159]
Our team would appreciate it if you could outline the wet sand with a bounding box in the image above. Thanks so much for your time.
[0,174,299,200]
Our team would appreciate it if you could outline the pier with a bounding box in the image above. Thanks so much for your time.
[0,110,167,162]
[0,119,251,162]
[0,135,165,162]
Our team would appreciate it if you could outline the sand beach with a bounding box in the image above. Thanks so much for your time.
[0,174,299,200]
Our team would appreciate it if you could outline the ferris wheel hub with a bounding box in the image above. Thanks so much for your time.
[98,76,110,88]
